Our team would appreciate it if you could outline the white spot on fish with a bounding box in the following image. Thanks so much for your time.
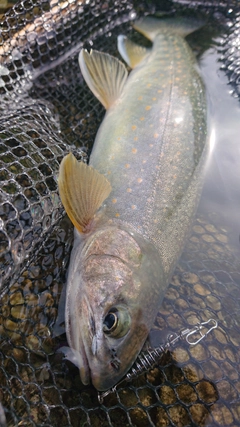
[175,117,183,124]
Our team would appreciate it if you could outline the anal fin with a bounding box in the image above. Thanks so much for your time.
[58,153,112,233]
[118,35,150,68]
[79,49,128,109]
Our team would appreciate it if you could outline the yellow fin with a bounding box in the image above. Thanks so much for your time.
[117,35,149,68]
[79,49,128,109]
[58,153,112,233]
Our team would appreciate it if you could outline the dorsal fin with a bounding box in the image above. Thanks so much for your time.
[58,153,112,233]
[118,35,150,68]
[79,49,128,109]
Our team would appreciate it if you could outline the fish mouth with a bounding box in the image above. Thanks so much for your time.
[66,305,91,386]
[66,286,94,386]
[77,325,126,391]
[76,328,99,388]
[78,336,91,386]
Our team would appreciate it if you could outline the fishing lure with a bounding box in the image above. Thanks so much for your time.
[98,318,218,403]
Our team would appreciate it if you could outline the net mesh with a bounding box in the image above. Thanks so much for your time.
[0,0,240,426]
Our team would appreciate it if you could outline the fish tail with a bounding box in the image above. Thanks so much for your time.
[118,15,205,68]
[133,16,205,42]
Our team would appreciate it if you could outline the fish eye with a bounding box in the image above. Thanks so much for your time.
[104,312,117,331]
[103,306,131,338]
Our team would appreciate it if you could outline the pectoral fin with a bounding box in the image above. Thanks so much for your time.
[79,49,128,109]
[118,35,150,68]
[58,153,112,233]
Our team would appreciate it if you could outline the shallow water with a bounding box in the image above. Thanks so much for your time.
[1,4,240,426]
[200,46,240,251]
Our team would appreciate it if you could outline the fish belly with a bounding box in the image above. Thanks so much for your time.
[90,32,207,278]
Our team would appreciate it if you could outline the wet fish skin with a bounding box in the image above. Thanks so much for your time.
[59,16,207,391]
[90,28,207,280]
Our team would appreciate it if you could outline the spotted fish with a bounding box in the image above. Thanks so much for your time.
[58,16,208,391]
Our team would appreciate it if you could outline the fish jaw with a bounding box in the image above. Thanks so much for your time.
[89,319,149,391]
[65,225,165,390]
[68,291,149,391]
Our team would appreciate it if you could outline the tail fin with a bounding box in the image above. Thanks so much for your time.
[133,16,205,42]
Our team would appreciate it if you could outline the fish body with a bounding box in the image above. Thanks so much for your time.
[58,17,207,391]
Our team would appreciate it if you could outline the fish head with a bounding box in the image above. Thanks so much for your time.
[65,226,165,391]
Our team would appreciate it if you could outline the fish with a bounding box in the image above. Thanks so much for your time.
[58,15,208,391]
